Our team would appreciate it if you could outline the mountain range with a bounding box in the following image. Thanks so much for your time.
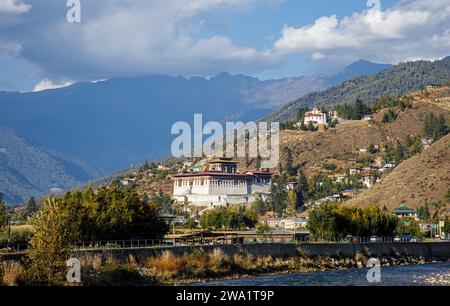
[0,125,101,203]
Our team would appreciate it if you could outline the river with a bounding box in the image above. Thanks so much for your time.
[193,262,450,286]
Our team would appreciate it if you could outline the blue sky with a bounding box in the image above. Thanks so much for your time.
[0,0,448,92]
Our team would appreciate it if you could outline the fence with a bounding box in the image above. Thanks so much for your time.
[0,243,28,254]
[0,236,444,254]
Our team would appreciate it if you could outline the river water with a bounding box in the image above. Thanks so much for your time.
[194,262,450,286]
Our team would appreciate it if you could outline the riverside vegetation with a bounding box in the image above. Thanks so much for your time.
[0,246,437,286]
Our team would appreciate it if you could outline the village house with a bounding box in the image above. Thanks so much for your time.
[183,161,194,167]
[266,217,286,229]
[349,167,363,175]
[158,164,172,171]
[172,157,272,207]
[265,217,307,230]
[328,174,345,183]
[360,175,380,188]
[286,182,298,190]
[394,205,419,221]
[342,189,357,198]
[363,166,380,172]
[303,107,329,125]
[379,162,396,172]
[421,138,433,150]
[120,177,137,186]
[328,110,339,119]
[284,218,308,230]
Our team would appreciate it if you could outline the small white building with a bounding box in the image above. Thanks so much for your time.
[266,217,307,230]
[304,107,328,125]
[286,182,298,190]
[267,218,286,229]
[284,218,308,230]
[360,175,380,188]
[349,168,363,175]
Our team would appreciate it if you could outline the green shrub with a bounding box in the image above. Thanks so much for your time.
[90,263,146,286]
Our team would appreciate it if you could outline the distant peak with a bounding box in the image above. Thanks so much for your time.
[214,72,232,79]
[345,59,389,68]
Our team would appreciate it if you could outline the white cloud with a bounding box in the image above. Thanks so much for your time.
[0,0,31,13]
[33,79,74,92]
[3,0,280,80]
[274,0,450,64]
[0,40,21,57]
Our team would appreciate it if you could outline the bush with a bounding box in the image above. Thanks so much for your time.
[1,261,25,286]
[89,263,146,286]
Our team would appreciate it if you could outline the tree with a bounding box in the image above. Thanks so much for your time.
[270,175,288,217]
[443,217,450,237]
[251,193,269,216]
[200,207,258,230]
[417,204,430,220]
[256,222,271,236]
[295,171,309,207]
[307,203,398,240]
[307,203,337,240]
[285,190,298,216]
[352,99,365,120]
[307,121,314,132]
[382,110,397,123]
[368,143,377,154]
[423,113,448,141]
[28,197,72,284]
[284,148,296,176]
[0,193,6,229]
[22,197,39,220]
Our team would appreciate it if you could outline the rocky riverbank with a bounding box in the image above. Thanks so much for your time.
[2,247,447,286]
[79,248,445,286]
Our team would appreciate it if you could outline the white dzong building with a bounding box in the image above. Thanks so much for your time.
[173,157,272,207]
[304,107,328,125]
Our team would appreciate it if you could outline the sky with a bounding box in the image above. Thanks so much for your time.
[0,0,449,92]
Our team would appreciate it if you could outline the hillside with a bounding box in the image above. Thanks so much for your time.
[270,87,448,174]
[59,87,450,220]
[346,134,449,217]
[0,125,101,204]
[266,57,450,123]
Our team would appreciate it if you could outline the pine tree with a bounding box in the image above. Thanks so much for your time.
[352,99,365,120]
[295,171,309,207]
[23,197,39,220]
[284,148,295,176]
